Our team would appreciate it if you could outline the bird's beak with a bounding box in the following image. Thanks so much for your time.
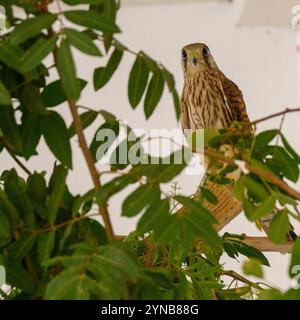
[192,57,197,65]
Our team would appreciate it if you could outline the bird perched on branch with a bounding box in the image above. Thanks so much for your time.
[180,42,296,240]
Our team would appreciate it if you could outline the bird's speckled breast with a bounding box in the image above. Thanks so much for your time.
[181,70,233,130]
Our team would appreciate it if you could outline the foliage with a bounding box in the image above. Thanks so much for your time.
[0,0,299,300]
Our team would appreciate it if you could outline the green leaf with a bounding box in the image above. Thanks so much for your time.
[90,243,140,282]
[280,133,300,164]
[128,54,150,108]
[175,195,217,224]
[8,234,36,262]
[255,130,278,148]
[9,14,57,46]
[78,219,108,246]
[21,83,47,113]
[90,119,120,162]
[45,268,91,300]
[245,195,276,221]
[40,111,72,168]
[47,165,68,225]
[133,150,188,183]
[138,199,170,234]
[56,39,80,102]
[38,232,55,261]
[122,184,160,217]
[275,192,296,206]
[0,189,20,228]
[185,210,221,248]
[4,169,35,227]
[172,90,181,121]
[93,48,123,90]
[65,28,101,56]
[0,208,11,239]
[68,110,98,138]
[20,35,58,73]
[228,239,270,266]
[41,79,87,107]
[274,147,299,182]
[96,175,136,203]
[244,175,269,202]
[0,105,23,153]
[26,172,47,215]
[21,112,42,159]
[268,209,290,244]
[72,189,95,216]
[144,70,165,119]
[4,259,36,293]
[64,10,120,33]
[200,187,218,205]
[233,176,245,201]
[0,81,11,105]
[140,51,159,72]
[243,258,264,278]
[0,43,23,71]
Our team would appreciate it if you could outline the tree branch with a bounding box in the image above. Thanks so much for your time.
[242,236,293,254]
[0,138,32,176]
[67,97,115,240]
[251,108,300,125]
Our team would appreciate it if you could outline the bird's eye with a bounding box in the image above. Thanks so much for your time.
[182,50,187,59]
[202,47,209,57]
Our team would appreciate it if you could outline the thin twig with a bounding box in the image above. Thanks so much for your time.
[31,213,99,235]
[67,98,115,240]
[221,270,265,291]
[0,138,32,175]
[251,108,300,125]
[275,113,286,145]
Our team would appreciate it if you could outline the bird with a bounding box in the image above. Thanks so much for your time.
[180,42,296,240]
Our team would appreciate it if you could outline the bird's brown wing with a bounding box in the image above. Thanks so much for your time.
[220,75,296,240]
[220,75,250,125]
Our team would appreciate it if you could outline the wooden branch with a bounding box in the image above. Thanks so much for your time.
[242,236,293,254]
[67,98,115,240]
[251,107,300,125]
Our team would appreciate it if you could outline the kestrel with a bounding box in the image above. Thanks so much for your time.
[180,43,296,240]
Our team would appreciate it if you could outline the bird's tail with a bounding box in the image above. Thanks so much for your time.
[201,181,297,242]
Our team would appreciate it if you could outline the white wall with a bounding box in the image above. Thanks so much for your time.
[1,0,300,291]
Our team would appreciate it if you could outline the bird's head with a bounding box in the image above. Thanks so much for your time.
[181,43,218,77]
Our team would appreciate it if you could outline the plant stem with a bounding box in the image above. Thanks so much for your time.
[67,97,115,240]
[0,138,32,175]
[251,107,300,125]
[31,213,99,235]
[221,270,264,291]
